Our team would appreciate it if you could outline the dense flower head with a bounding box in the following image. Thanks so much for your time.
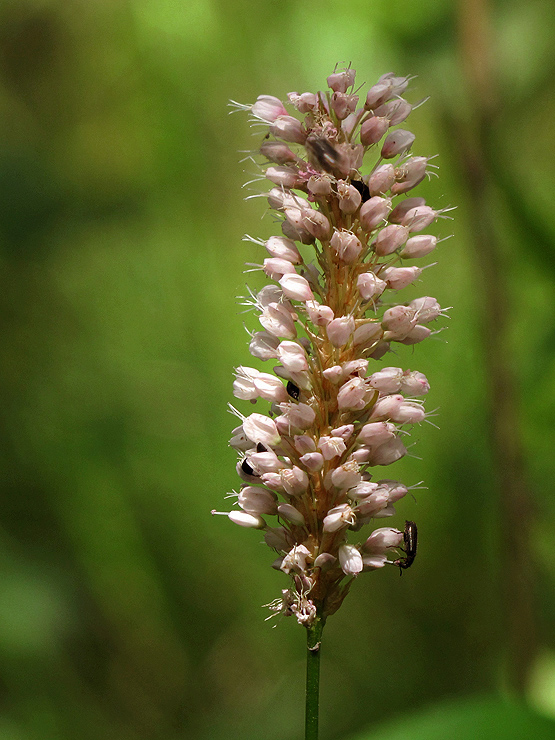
[217,67,449,626]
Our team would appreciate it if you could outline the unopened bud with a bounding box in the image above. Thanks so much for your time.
[327,68,356,93]
[359,196,392,232]
[373,224,409,256]
[401,234,437,258]
[360,116,389,146]
[270,115,307,144]
[252,95,287,122]
[337,181,362,214]
[260,140,297,164]
[381,129,415,159]
[367,164,396,196]
[326,316,355,347]
[330,230,363,263]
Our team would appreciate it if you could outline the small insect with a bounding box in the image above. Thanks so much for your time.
[350,178,371,203]
[241,458,258,477]
[286,381,300,400]
[394,520,417,572]
[305,135,347,178]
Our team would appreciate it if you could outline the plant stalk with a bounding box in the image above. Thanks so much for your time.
[305,614,325,740]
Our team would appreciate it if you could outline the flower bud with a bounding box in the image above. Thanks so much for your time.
[323,504,355,532]
[331,91,358,119]
[259,302,297,339]
[348,481,380,500]
[330,424,354,440]
[270,115,307,144]
[339,544,363,575]
[342,359,368,377]
[337,376,367,410]
[401,205,438,232]
[263,257,296,281]
[373,224,409,256]
[409,296,441,323]
[357,272,387,301]
[253,372,289,402]
[381,305,417,338]
[354,491,389,517]
[353,322,382,347]
[391,156,428,194]
[238,486,278,515]
[243,413,281,447]
[279,402,316,430]
[307,174,333,196]
[318,436,347,460]
[380,265,422,290]
[381,129,415,159]
[252,95,287,122]
[277,340,309,372]
[330,230,363,263]
[228,510,266,528]
[391,401,426,424]
[326,316,355,347]
[265,165,304,188]
[287,91,319,112]
[305,300,334,325]
[260,140,297,164]
[362,526,403,552]
[377,479,409,503]
[327,68,356,93]
[359,196,392,232]
[397,324,431,345]
[365,80,393,110]
[370,394,405,421]
[267,187,300,212]
[281,466,309,496]
[277,503,306,525]
[367,436,407,465]
[367,164,396,196]
[322,365,344,384]
[304,209,332,241]
[360,116,389,146]
[282,217,314,244]
[331,461,361,490]
[374,98,412,125]
[249,331,280,361]
[369,367,403,393]
[337,181,362,214]
[388,197,426,224]
[400,370,430,395]
[314,553,337,569]
[279,273,314,302]
[357,421,397,446]
[265,235,302,263]
[300,451,324,471]
[401,234,437,258]
[294,435,316,454]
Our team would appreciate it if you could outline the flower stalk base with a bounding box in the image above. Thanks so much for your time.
[305,614,325,740]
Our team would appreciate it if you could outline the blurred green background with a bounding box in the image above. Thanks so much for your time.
[1,0,555,738]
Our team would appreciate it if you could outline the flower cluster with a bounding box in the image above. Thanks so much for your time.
[214,68,449,626]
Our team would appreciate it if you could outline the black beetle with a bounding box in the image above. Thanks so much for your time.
[394,520,417,571]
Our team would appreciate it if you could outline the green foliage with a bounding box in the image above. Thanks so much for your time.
[348,695,555,740]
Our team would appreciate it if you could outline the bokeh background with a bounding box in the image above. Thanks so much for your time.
[1,1,555,739]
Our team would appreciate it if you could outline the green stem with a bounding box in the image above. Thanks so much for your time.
[305,614,325,740]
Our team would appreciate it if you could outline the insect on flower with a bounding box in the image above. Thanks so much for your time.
[394,520,418,571]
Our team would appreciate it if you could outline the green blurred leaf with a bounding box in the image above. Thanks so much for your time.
[347,695,555,740]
